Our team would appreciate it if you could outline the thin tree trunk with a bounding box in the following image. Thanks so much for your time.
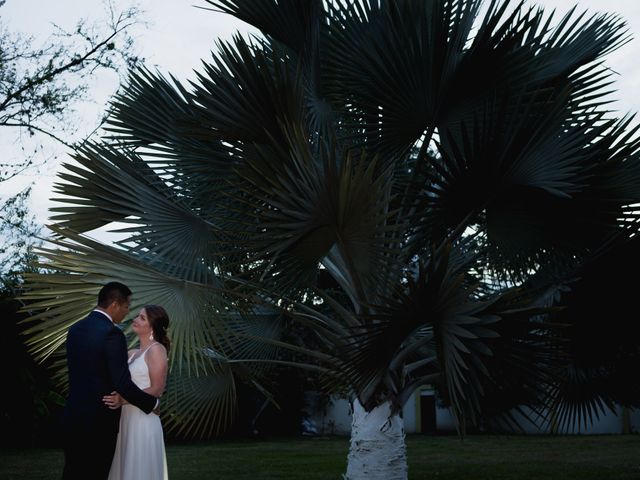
[344,399,408,480]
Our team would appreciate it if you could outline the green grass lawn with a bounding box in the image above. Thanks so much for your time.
[1,434,638,479]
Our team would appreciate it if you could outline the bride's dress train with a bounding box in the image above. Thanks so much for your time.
[109,344,168,480]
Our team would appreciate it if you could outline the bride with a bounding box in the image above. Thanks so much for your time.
[104,305,170,480]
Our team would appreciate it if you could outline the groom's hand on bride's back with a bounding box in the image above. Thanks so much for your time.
[103,391,124,409]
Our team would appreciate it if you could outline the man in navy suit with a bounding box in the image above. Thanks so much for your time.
[62,282,158,479]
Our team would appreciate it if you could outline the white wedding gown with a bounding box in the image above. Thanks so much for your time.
[108,344,168,480]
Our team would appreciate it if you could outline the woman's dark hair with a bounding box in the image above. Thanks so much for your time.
[144,304,171,353]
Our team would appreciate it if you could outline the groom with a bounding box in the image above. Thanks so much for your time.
[62,282,158,480]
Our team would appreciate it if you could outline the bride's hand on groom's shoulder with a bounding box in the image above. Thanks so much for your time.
[103,391,124,409]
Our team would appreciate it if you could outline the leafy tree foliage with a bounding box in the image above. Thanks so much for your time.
[0,186,41,289]
[0,0,142,182]
[0,291,64,447]
[0,0,142,291]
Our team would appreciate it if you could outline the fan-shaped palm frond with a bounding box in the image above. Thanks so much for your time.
[418,98,640,280]
[52,143,223,283]
[218,132,403,303]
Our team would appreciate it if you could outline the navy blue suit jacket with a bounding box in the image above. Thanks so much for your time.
[63,310,157,434]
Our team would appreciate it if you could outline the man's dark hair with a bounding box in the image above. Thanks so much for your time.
[97,282,132,308]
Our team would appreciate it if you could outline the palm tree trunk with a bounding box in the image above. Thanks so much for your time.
[344,398,408,480]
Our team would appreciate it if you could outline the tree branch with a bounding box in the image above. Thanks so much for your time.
[0,30,120,113]
[2,122,75,150]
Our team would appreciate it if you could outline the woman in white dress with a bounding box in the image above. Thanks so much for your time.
[104,305,170,480]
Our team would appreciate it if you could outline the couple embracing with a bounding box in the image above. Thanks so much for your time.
[62,282,170,480]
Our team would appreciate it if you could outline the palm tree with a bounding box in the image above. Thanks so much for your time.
[23,1,640,478]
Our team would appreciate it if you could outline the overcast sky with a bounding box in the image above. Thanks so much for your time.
[2,0,640,237]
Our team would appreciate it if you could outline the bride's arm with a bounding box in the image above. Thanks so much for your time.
[103,345,167,409]
[143,343,168,398]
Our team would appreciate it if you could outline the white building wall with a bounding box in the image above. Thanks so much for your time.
[307,395,352,435]
[436,404,457,431]
[310,390,639,436]
[402,391,418,433]
[307,393,422,435]
[498,404,638,434]
[307,389,452,435]
[550,405,626,434]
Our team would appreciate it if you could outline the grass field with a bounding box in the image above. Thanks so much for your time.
[1,434,638,479]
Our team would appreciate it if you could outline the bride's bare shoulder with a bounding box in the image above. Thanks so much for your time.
[148,342,168,360]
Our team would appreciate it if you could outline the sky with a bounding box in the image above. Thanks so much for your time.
[2,0,640,240]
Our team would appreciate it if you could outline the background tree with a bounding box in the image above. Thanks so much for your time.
[0,287,64,447]
[0,0,143,328]
[0,0,142,182]
[0,187,64,447]
[22,1,640,479]
[0,0,144,284]
[0,0,143,275]
[0,187,41,290]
